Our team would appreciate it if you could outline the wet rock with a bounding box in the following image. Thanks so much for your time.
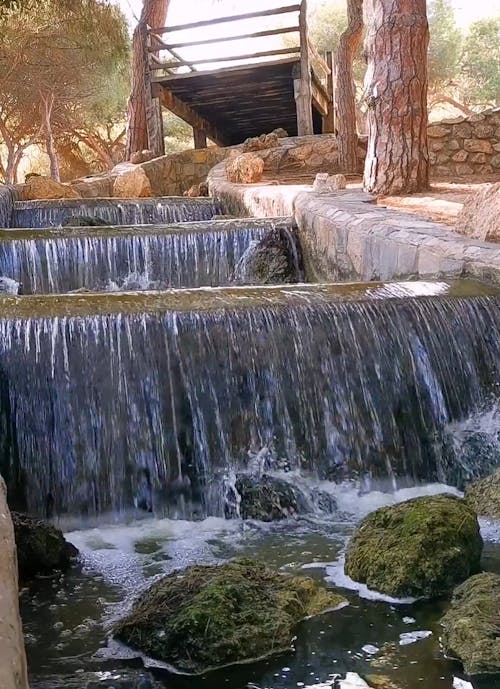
[21,176,81,201]
[465,467,500,518]
[12,512,78,581]
[232,474,309,521]
[61,215,108,227]
[226,152,264,184]
[31,670,163,689]
[0,276,22,295]
[113,558,346,674]
[440,572,500,675]
[344,495,482,598]
[0,478,29,689]
[456,182,500,243]
[113,167,152,198]
[231,228,300,285]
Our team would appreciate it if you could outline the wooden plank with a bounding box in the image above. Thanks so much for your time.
[150,5,301,35]
[153,47,300,71]
[322,51,335,134]
[158,88,228,146]
[193,127,207,149]
[153,26,299,51]
[311,78,329,116]
[295,0,313,135]
[152,57,299,84]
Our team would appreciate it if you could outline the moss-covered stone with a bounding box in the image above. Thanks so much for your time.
[465,468,500,518]
[113,559,346,674]
[12,512,78,582]
[344,495,482,598]
[234,474,308,521]
[440,572,500,675]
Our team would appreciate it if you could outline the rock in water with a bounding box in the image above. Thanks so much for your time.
[113,559,346,674]
[232,228,300,285]
[12,512,78,582]
[233,474,308,521]
[61,215,108,227]
[440,572,500,675]
[344,495,482,598]
[0,276,22,295]
[465,467,500,518]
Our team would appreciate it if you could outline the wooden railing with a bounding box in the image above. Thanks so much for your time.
[146,1,333,139]
[146,1,329,86]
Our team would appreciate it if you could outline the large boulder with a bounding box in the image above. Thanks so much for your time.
[226,152,264,184]
[242,132,280,152]
[12,512,78,581]
[465,467,500,518]
[440,572,500,675]
[231,228,301,285]
[228,474,309,521]
[21,176,81,201]
[113,559,346,674]
[113,167,152,198]
[0,479,29,689]
[344,495,482,598]
[456,182,500,242]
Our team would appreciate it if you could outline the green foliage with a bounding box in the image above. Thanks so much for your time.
[461,17,500,105]
[309,0,347,54]
[428,0,463,89]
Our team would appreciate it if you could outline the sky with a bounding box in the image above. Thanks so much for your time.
[117,0,499,29]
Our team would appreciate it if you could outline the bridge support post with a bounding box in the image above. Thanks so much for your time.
[193,128,207,149]
[323,51,336,134]
[296,0,313,136]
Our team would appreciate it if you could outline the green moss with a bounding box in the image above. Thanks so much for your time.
[113,558,346,674]
[465,468,500,518]
[440,572,500,675]
[344,494,482,598]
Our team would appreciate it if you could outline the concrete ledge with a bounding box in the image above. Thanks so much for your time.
[208,163,500,285]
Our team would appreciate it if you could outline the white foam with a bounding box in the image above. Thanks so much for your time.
[325,557,417,604]
[399,630,432,645]
[453,679,473,689]
[480,516,500,543]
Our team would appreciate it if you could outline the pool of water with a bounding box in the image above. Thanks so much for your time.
[20,482,500,689]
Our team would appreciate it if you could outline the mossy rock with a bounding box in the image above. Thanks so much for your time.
[440,572,500,675]
[12,512,78,582]
[231,228,300,285]
[61,215,108,226]
[113,558,346,674]
[344,495,482,598]
[465,468,500,518]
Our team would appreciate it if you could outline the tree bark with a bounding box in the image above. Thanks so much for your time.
[335,0,363,173]
[363,0,430,196]
[126,0,170,159]
[41,93,60,182]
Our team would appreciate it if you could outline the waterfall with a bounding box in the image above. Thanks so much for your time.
[0,220,299,293]
[0,288,498,520]
[11,197,222,228]
[0,185,16,229]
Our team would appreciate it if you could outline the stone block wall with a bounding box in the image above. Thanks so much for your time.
[428,108,500,178]
[140,147,229,196]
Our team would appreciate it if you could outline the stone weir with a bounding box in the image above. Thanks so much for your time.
[0,281,498,521]
[0,218,301,293]
[10,197,221,228]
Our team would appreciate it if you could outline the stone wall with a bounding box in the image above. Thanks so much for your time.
[428,108,500,178]
[208,161,500,286]
[0,477,29,689]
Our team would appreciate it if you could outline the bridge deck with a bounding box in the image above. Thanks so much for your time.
[145,2,334,152]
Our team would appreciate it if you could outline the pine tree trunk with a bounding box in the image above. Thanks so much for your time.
[126,0,170,159]
[363,0,430,196]
[335,0,363,173]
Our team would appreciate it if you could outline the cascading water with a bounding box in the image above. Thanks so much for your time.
[11,197,221,228]
[0,219,299,293]
[0,285,498,521]
[0,185,16,228]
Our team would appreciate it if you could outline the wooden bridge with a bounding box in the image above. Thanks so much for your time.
[144,1,335,153]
